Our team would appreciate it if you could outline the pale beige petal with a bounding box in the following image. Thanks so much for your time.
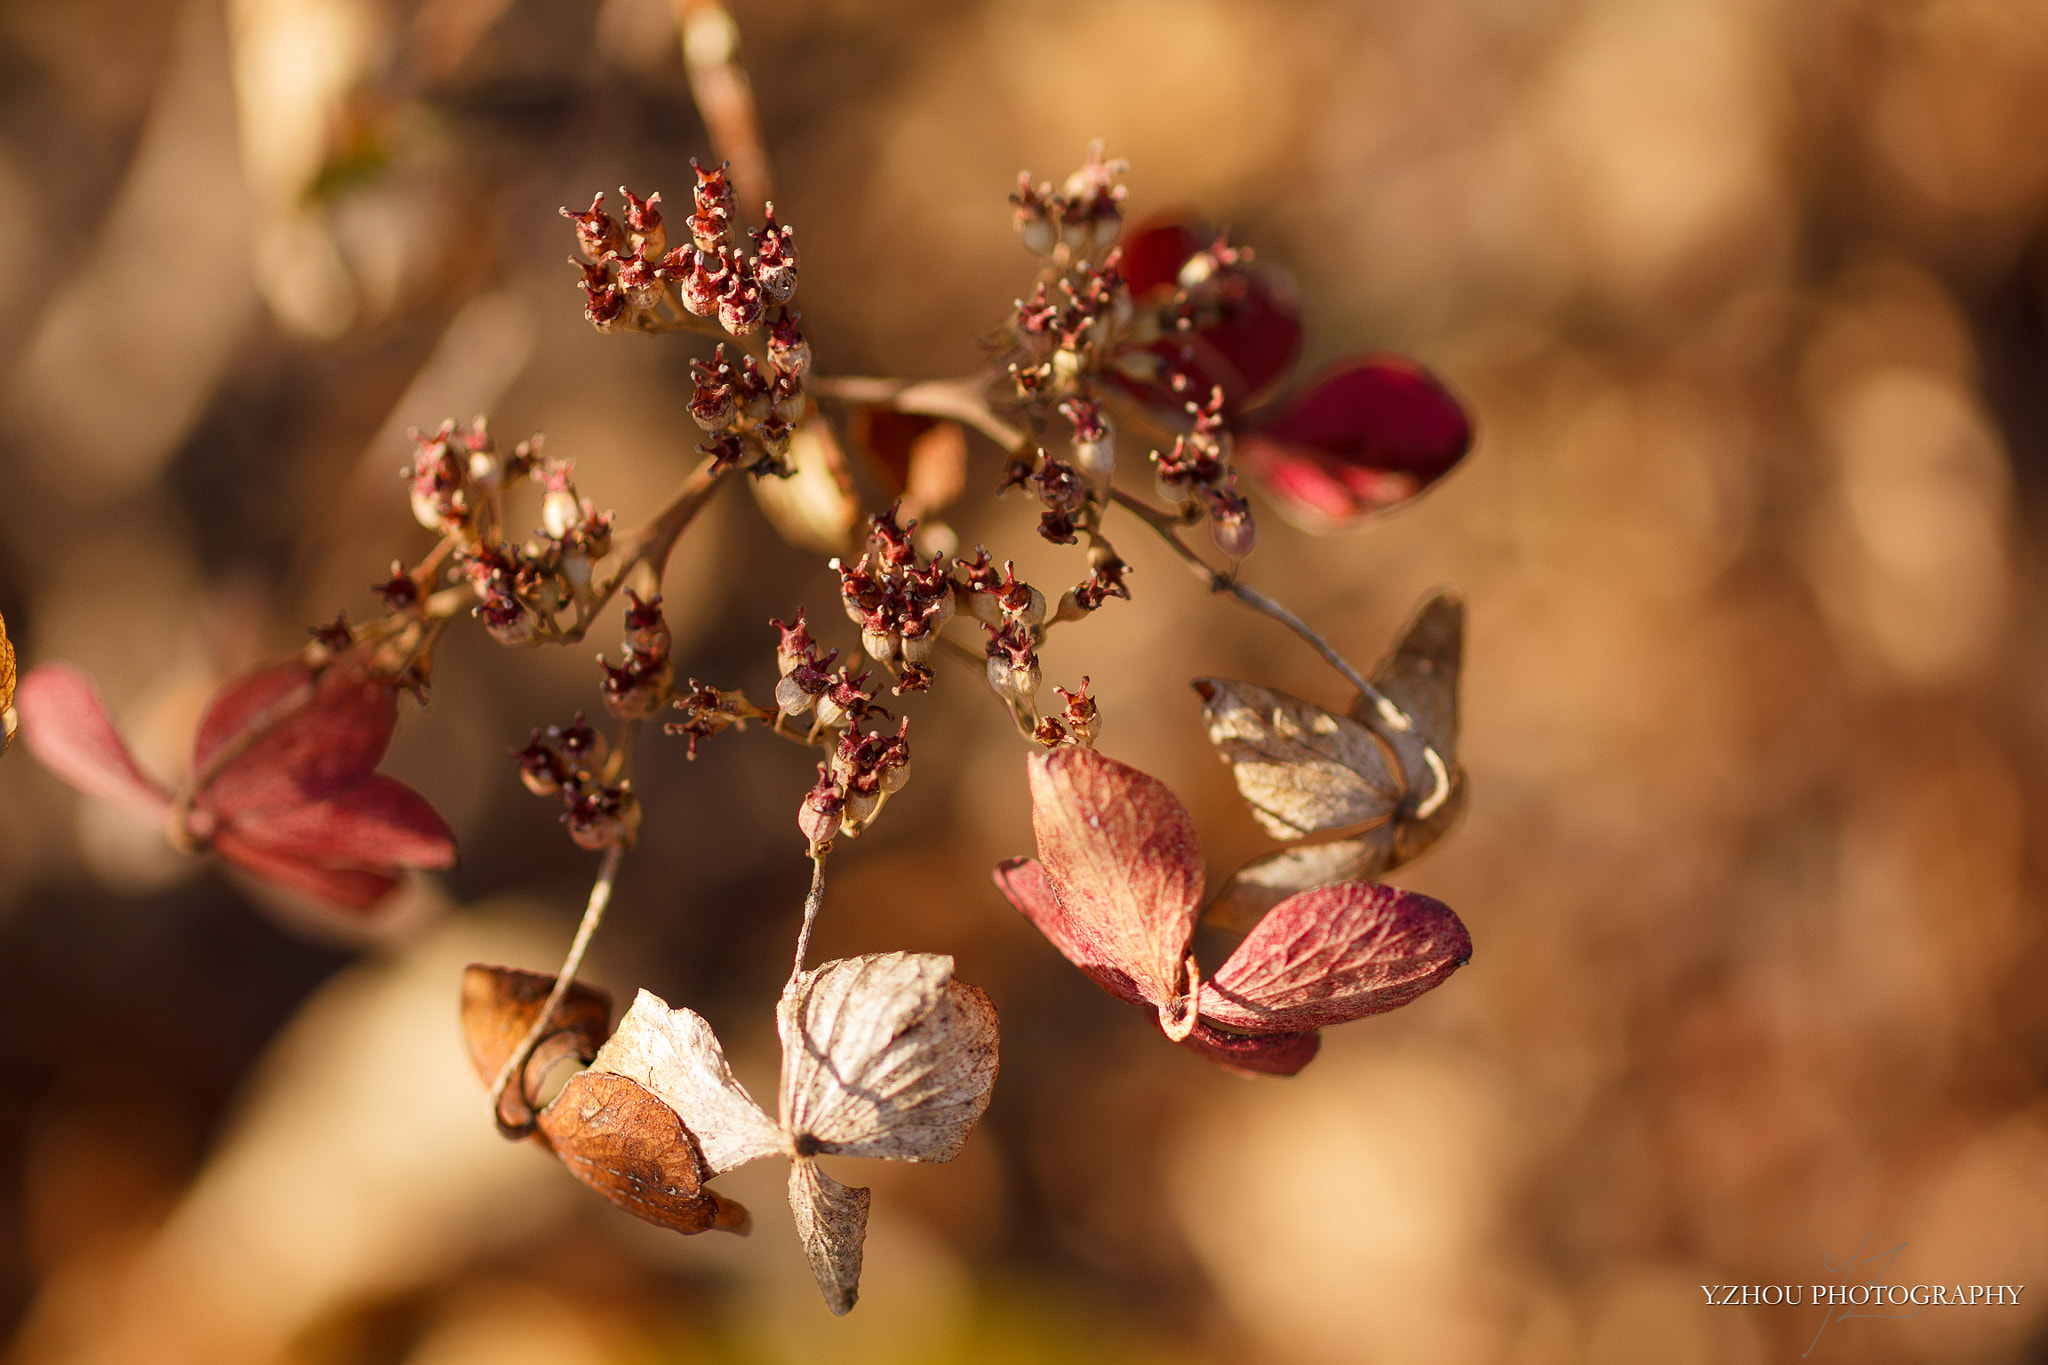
[590,988,782,1175]
[788,1155,871,1316]
[1193,679,1402,840]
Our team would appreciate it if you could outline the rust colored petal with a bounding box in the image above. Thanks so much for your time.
[197,655,399,820]
[460,964,614,1128]
[1172,1018,1322,1077]
[992,857,1151,1008]
[537,1069,750,1236]
[1200,881,1471,1033]
[1240,356,1471,527]
[0,608,14,752]
[15,663,175,825]
[212,831,403,910]
[1024,747,1205,1007]
[230,774,457,872]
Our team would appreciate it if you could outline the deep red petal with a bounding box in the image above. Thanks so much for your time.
[992,857,1152,1009]
[1123,216,1207,296]
[15,664,174,825]
[212,829,402,912]
[1243,356,1471,525]
[1173,1019,1322,1077]
[1200,881,1471,1032]
[1023,748,1205,1006]
[198,655,399,819]
[229,774,456,871]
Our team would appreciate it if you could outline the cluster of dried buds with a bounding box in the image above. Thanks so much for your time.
[404,417,541,543]
[451,454,615,647]
[566,166,811,478]
[665,677,770,759]
[831,507,954,692]
[1010,141,1127,260]
[513,713,639,851]
[769,611,910,852]
[598,592,673,719]
[1151,387,1255,557]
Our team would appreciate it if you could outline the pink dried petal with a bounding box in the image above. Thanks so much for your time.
[1198,880,1470,1033]
[1241,356,1471,525]
[1173,1019,1322,1077]
[992,857,1150,1008]
[229,774,457,871]
[1024,748,1205,1007]
[212,829,402,911]
[198,656,399,820]
[15,664,173,825]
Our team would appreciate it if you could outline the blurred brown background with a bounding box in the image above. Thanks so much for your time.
[2,0,2047,1361]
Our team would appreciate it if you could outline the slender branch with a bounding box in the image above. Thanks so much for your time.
[1106,485,1390,711]
[790,853,827,983]
[488,841,626,1138]
[671,0,771,221]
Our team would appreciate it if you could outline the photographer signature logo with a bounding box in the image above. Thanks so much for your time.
[1697,1234,2026,1358]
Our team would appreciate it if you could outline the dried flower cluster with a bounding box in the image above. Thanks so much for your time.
[11,87,1476,1314]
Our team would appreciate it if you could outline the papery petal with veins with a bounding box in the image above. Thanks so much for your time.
[1192,678,1403,840]
[590,989,783,1175]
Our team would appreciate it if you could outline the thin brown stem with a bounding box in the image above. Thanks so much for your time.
[1106,485,1394,714]
[488,841,625,1138]
[671,0,771,221]
[790,853,827,983]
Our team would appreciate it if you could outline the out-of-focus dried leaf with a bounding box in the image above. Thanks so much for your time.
[1,608,15,753]
[751,416,861,555]
[788,1155,871,1317]
[536,1069,750,1236]
[460,964,613,1128]
[778,954,999,1163]
[1198,882,1471,1032]
[1023,746,1205,1004]
[589,989,783,1176]
[1192,678,1401,840]
[1361,591,1462,772]
[849,407,968,519]
[15,663,175,823]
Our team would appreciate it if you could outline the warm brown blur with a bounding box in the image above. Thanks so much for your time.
[2,0,2046,1361]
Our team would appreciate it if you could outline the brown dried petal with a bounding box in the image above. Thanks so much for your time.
[1025,747,1205,1005]
[0,608,14,752]
[789,1155,870,1316]
[1192,679,1401,840]
[588,989,783,1176]
[777,953,999,1163]
[1351,590,1462,823]
[460,965,613,1128]
[1199,881,1471,1033]
[750,418,860,556]
[536,1070,751,1236]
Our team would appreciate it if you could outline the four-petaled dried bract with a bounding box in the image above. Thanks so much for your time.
[581,952,998,1314]
[996,746,1469,1076]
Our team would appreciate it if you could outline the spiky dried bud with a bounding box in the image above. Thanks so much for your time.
[798,765,844,850]
[1055,677,1100,746]
[478,591,534,646]
[767,309,811,380]
[753,204,798,301]
[678,247,730,317]
[565,779,638,850]
[619,187,665,256]
[690,158,737,248]
[581,276,628,333]
[1011,173,1058,256]
[557,712,607,773]
[1207,486,1256,558]
[690,346,739,432]
[562,192,625,262]
[719,272,766,336]
[611,245,663,311]
[375,563,421,613]
[514,730,569,795]
[624,591,670,660]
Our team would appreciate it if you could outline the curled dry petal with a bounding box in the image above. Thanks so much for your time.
[1354,590,1462,815]
[789,1156,870,1316]
[15,664,174,824]
[1175,1019,1322,1077]
[539,1070,752,1236]
[1022,747,1205,1005]
[1240,356,1471,527]
[778,953,999,1164]
[460,964,614,1128]
[589,989,784,1175]
[1191,678,1402,840]
[1199,881,1471,1033]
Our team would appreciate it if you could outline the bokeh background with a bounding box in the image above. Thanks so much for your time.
[2,0,2046,1360]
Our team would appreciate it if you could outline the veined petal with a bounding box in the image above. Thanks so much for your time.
[227,774,456,871]
[992,857,1151,1008]
[1172,1019,1322,1077]
[1200,881,1471,1033]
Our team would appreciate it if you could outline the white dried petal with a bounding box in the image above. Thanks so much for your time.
[777,953,999,1163]
[789,1155,870,1316]
[590,989,782,1175]
[1194,679,1402,840]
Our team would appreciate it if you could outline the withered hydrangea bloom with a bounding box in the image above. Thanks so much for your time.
[996,746,1470,1076]
[16,654,455,911]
